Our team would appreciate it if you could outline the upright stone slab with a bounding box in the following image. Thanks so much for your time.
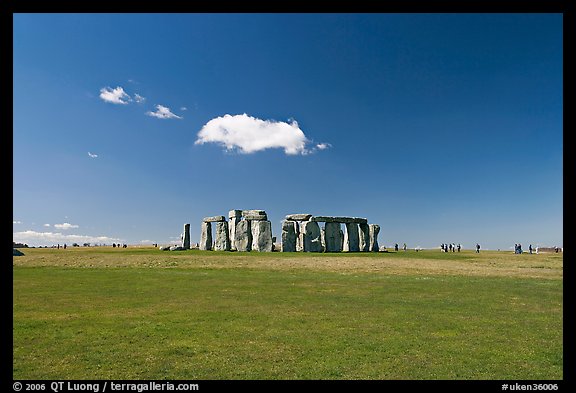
[214,221,230,251]
[234,220,252,252]
[251,220,273,252]
[296,222,303,252]
[320,227,326,252]
[340,229,344,250]
[324,222,343,252]
[228,210,242,251]
[302,221,322,252]
[281,220,297,252]
[182,223,191,250]
[369,224,380,252]
[345,223,360,252]
[199,222,212,251]
[343,227,349,252]
[358,223,370,252]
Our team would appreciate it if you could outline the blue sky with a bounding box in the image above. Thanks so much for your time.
[13,13,563,250]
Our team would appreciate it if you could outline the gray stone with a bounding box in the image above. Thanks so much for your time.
[229,209,242,218]
[13,248,24,256]
[159,245,171,251]
[324,222,343,252]
[182,223,190,250]
[234,220,252,252]
[251,220,273,252]
[320,227,326,252]
[285,213,313,221]
[295,222,303,252]
[214,221,231,251]
[199,222,212,250]
[344,223,360,252]
[228,216,240,251]
[244,213,268,221]
[358,223,370,252]
[242,209,266,216]
[170,245,184,251]
[340,229,344,250]
[203,215,225,223]
[379,246,388,252]
[242,210,267,220]
[311,216,362,224]
[369,224,380,252]
[281,220,297,252]
[301,221,322,252]
[352,217,368,224]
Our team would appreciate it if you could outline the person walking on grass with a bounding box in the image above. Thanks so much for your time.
[476,243,480,253]
[403,243,407,252]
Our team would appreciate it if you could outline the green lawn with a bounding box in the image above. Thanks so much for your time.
[13,248,563,379]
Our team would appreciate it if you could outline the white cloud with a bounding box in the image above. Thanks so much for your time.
[180,106,188,111]
[134,94,146,103]
[88,152,98,158]
[99,86,131,104]
[195,113,316,155]
[13,230,122,247]
[146,105,183,120]
[43,224,51,227]
[316,143,332,150]
[54,223,79,230]
[13,220,22,224]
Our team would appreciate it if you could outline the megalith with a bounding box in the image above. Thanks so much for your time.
[369,224,380,252]
[251,220,273,252]
[182,223,190,250]
[214,221,230,251]
[281,220,297,252]
[344,223,360,252]
[358,223,370,252]
[199,222,212,251]
[324,222,343,252]
[228,209,242,251]
[302,220,322,252]
[234,220,252,252]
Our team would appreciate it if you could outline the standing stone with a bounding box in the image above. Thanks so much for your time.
[214,221,230,251]
[228,210,242,251]
[359,223,370,252]
[251,220,273,252]
[281,220,297,252]
[340,229,344,250]
[369,224,380,252]
[302,221,322,252]
[345,223,360,252]
[199,222,212,251]
[296,222,303,252]
[182,223,190,250]
[324,222,343,252]
[234,220,252,252]
[320,227,326,252]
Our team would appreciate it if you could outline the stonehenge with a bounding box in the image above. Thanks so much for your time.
[190,210,380,253]
[281,214,380,253]
[199,209,274,252]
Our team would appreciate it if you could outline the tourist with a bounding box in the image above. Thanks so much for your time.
[476,243,480,253]
[403,243,407,251]
[63,243,67,249]
[457,243,461,252]
[395,243,399,252]
[529,244,533,254]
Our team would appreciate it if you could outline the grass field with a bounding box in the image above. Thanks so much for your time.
[13,247,563,380]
